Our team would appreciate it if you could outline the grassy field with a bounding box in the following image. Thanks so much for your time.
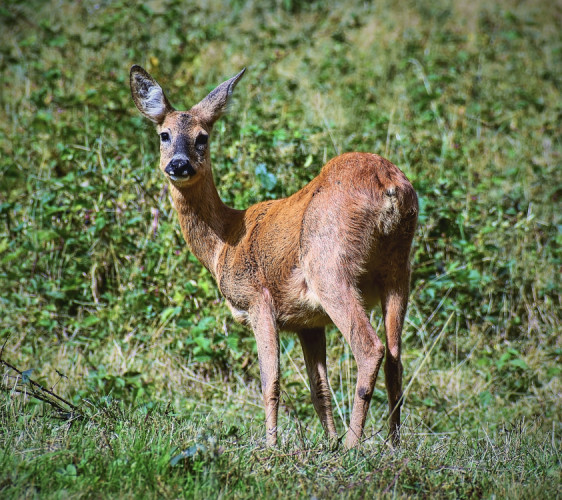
[0,0,560,497]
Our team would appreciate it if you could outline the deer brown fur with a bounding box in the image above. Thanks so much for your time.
[130,65,418,449]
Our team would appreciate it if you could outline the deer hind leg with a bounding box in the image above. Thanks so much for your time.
[311,279,385,449]
[250,289,280,447]
[297,327,338,441]
[381,267,410,446]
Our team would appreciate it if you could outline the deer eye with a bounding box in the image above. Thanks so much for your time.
[160,132,170,142]
[195,133,208,148]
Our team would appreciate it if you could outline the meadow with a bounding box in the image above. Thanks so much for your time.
[0,0,560,497]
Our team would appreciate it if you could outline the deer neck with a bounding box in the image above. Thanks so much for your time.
[169,173,239,278]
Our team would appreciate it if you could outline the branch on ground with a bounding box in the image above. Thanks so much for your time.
[0,338,83,421]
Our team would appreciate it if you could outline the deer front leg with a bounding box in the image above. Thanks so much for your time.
[250,290,280,447]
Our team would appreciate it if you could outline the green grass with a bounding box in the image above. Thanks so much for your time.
[0,0,560,497]
[1,396,559,498]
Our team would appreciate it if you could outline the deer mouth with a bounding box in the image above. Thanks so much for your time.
[167,173,192,181]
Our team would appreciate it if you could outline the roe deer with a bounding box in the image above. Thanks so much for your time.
[130,65,418,449]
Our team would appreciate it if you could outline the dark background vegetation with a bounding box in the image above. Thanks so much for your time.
[0,0,560,497]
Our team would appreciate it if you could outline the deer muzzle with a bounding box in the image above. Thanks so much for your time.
[165,156,196,180]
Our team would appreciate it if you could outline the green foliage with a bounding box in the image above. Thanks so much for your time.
[0,0,560,497]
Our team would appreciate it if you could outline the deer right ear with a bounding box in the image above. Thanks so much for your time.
[130,65,174,124]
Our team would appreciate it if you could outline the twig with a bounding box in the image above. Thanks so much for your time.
[1,346,82,421]
[0,358,78,412]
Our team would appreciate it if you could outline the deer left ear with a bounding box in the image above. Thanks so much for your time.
[190,68,246,127]
[130,65,174,124]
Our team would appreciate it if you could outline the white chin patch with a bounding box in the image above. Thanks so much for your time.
[168,174,190,182]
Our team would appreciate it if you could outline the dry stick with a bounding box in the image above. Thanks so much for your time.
[1,385,69,413]
[0,346,81,419]
[0,358,78,412]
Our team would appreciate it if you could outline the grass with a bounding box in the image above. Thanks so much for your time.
[0,0,561,497]
[1,395,558,498]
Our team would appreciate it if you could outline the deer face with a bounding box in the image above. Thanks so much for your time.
[156,112,210,187]
[130,65,245,188]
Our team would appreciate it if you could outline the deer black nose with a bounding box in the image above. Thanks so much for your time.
[165,157,195,178]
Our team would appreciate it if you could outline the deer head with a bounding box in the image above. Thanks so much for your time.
[130,65,245,188]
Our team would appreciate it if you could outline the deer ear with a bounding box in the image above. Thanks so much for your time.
[190,68,246,127]
[130,65,174,124]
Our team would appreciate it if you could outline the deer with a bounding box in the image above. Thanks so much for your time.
[130,65,418,449]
